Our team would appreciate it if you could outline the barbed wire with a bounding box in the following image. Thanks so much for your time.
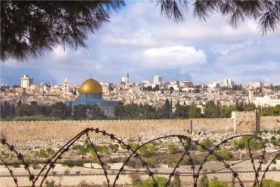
[0,156,18,187]
[0,127,280,187]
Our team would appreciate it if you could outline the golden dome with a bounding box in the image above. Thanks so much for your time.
[79,78,102,94]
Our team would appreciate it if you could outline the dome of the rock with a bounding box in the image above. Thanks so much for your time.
[79,78,102,94]
[65,78,117,118]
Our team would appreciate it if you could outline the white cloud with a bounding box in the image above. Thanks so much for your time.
[1,58,20,68]
[46,58,107,84]
[52,45,67,60]
[2,2,280,85]
[210,42,280,84]
[159,17,261,43]
[97,1,274,57]
[102,29,156,47]
[141,45,206,68]
[82,60,103,71]
[211,42,253,55]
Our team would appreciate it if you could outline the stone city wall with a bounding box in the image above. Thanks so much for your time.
[0,119,232,142]
[232,111,257,133]
[260,116,280,131]
[0,112,279,143]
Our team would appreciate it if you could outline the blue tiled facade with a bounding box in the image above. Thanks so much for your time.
[65,93,118,117]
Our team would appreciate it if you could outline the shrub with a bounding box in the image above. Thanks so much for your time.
[208,150,234,161]
[181,157,200,165]
[120,144,126,150]
[95,145,108,153]
[133,176,181,187]
[149,144,156,155]
[46,148,53,155]
[45,180,56,187]
[219,150,233,160]
[109,144,119,153]
[199,138,212,152]
[184,139,197,150]
[209,178,228,187]
[139,145,149,157]
[253,179,280,187]
[37,149,47,158]
[172,173,181,187]
[139,144,156,157]
[238,136,263,150]
[72,145,87,154]
[126,158,142,168]
[90,149,101,164]
[168,144,177,154]
[134,177,168,187]
[147,160,156,168]
[199,174,209,187]
[131,143,140,151]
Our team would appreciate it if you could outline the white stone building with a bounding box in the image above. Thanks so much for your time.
[249,90,280,107]
[20,75,33,88]
[154,75,163,86]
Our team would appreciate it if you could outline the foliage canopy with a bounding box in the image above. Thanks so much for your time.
[1,0,124,61]
[1,0,279,61]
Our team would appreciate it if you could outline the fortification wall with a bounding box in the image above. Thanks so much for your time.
[232,111,257,133]
[260,116,280,131]
[0,118,233,142]
[1,113,279,144]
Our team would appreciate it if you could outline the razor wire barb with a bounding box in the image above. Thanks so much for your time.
[0,127,280,187]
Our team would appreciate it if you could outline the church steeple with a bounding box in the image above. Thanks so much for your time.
[63,77,69,96]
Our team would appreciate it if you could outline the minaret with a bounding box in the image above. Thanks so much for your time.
[126,72,130,87]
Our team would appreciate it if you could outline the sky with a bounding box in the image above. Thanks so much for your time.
[1,1,280,86]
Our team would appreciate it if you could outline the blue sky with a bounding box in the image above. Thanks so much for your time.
[1,1,280,86]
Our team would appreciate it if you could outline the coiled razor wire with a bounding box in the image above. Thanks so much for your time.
[1,127,280,187]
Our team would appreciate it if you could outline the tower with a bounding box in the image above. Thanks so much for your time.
[154,75,163,86]
[20,75,33,88]
[249,89,255,103]
[126,72,130,87]
[63,77,69,96]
